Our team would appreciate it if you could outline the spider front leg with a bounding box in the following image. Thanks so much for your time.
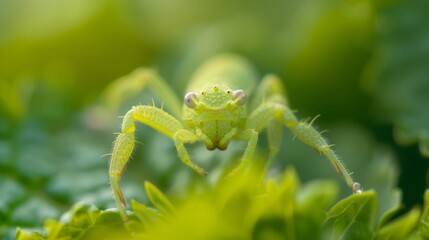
[173,129,207,176]
[226,129,259,178]
[246,94,362,194]
[109,105,204,221]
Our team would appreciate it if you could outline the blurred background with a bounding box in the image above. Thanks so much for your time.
[0,0,428,239]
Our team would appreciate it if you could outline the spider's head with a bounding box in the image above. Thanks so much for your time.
[184,85,247,112]
[183,84,247,150]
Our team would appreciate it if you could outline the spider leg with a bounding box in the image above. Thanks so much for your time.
[109,105,203,220]
[101,68,182,118]
[227,129,259,178]
[245,75,362,194]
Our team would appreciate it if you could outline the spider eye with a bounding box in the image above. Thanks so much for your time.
[184,92,198,108]
[233,90,247,106]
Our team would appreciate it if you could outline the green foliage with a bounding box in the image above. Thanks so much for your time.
[323,191,377,239]
[367,0,429,157]
[15,168,429,239]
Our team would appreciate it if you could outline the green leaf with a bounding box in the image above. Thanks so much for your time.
[15,228,45,240]
[322,190,378,240]
[144,181,175,215]
[131,199,163,226]
[296,180,339,220]
[44,203,100,239]
[377,189,403,229]
[15,168,429,240]
[294,180,339,239]
[376,207,420,240]
[79,210,132,240]
[367,0,429,157]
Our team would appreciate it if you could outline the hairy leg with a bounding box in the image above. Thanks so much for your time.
[109,105,202,220]
[227,129,259,178]
[174,129,207,176]
[246,101,362,194]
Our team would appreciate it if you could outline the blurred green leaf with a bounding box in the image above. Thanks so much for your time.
[43,203,101,240]
[14,168,429,240]
[15,228,45,240]
[293,180,339,239]
[376,207,420,240]
[131,199,162,227]
[144,181,175,216]
[367,0,429,157]
[79,210,132,240]
[322,190,377,239]
[377,198,403,230]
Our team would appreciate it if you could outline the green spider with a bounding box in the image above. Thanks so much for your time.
[107,54,362,220]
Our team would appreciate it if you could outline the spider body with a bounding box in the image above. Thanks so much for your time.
[105,54,362,221]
